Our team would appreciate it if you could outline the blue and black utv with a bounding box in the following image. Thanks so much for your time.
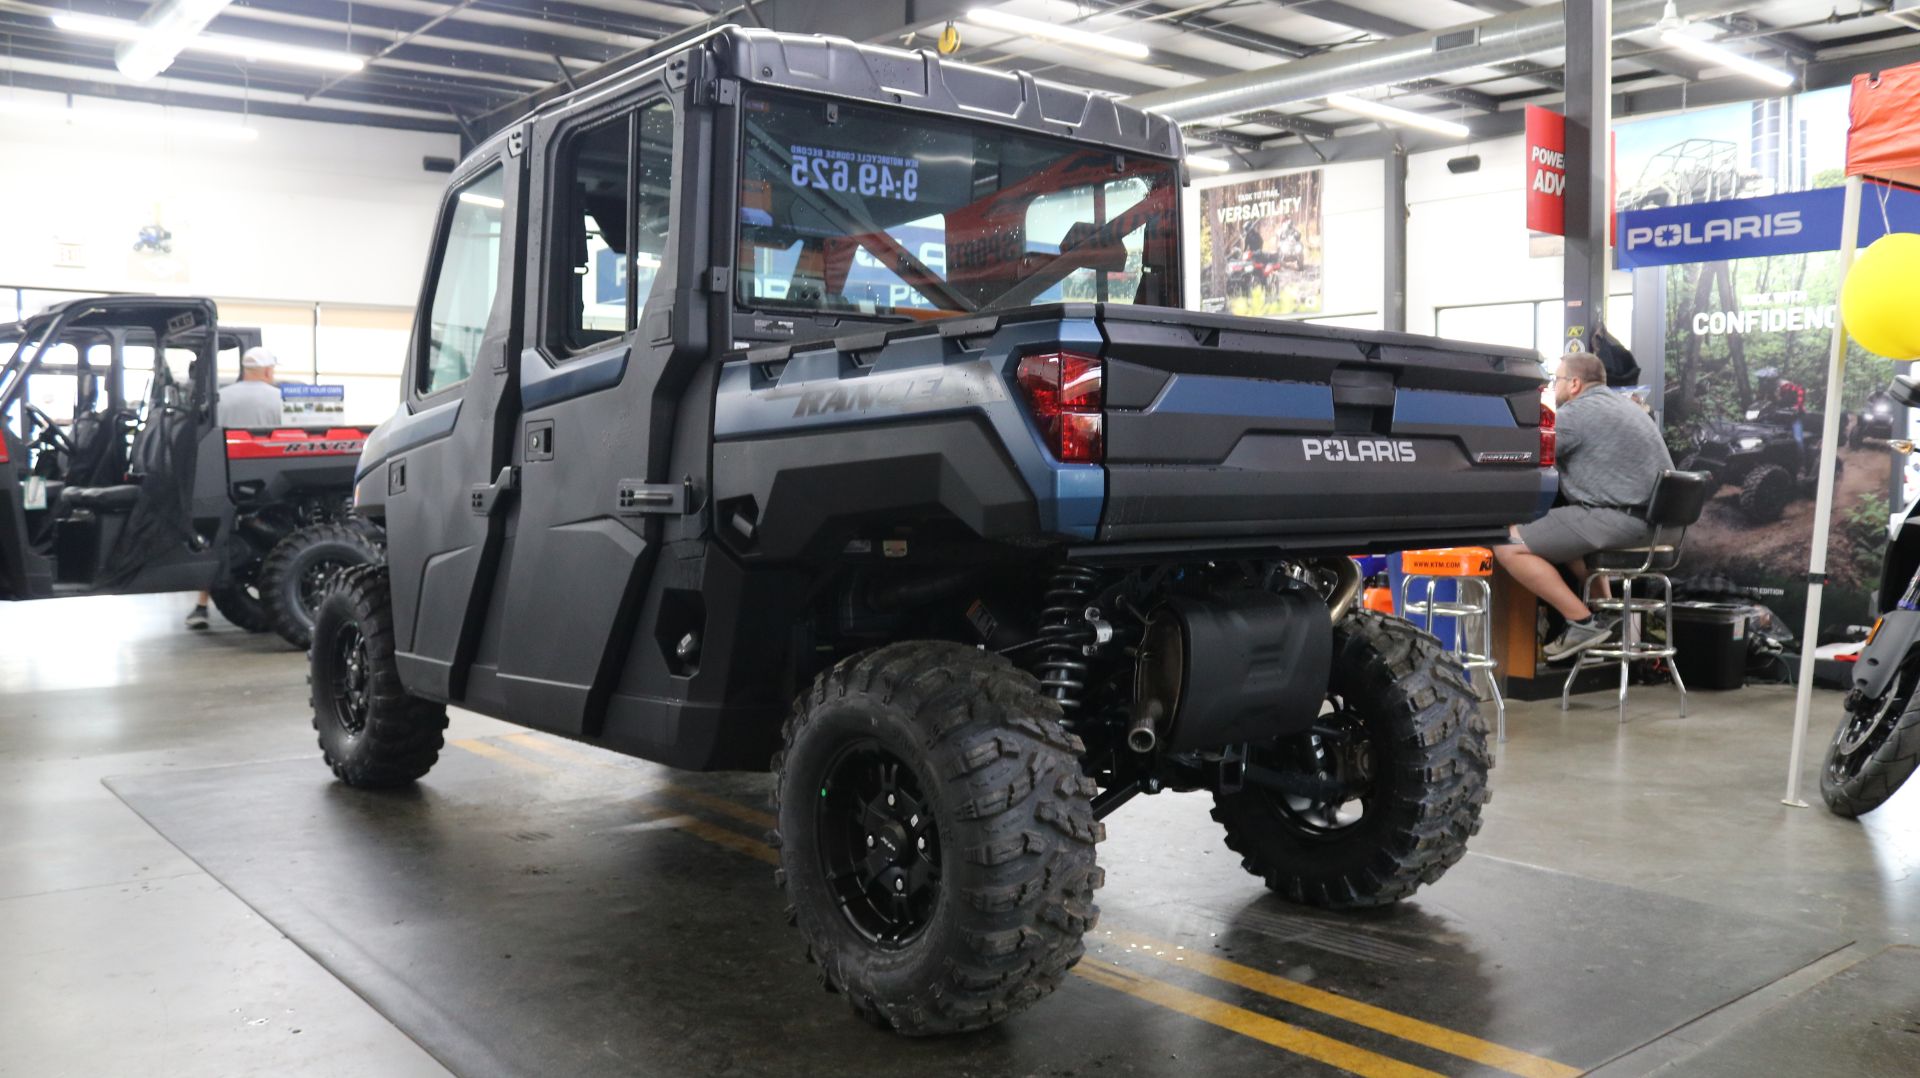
[310,27,1556,1035]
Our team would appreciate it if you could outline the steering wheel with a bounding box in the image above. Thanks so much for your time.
[21,403,75,457]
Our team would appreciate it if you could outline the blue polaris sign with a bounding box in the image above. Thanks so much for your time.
[1617,185,1920,269]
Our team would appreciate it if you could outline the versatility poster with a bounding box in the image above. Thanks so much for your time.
[1197,170,1324,318]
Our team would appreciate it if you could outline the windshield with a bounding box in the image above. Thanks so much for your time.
[737,90,1180,319]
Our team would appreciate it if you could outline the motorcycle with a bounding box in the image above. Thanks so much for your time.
[1824,374,1920,816]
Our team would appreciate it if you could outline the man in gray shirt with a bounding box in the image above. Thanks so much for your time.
[217,346,286,428]
[1492,351,1673,660]
[187,347,285,630]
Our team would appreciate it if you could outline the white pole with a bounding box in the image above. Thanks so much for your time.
[1784,173,1865,808]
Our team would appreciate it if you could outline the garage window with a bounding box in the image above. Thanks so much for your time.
[419,165,505,396]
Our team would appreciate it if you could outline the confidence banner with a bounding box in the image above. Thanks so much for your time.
[1196,170,1324,317]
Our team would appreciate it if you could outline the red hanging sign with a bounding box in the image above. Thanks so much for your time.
[1525,105,1567,236]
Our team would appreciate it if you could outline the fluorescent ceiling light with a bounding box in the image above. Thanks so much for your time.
[964,8,1149,60]
[0,97,258,141]
[53,12,365,74]
[109,0,233,80]
[1323,93,1469,139]
[1658,29,1794,88]
[1186,155,1232,173]
[458,191,505,209]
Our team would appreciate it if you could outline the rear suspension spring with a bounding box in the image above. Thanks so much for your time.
[1035,564,1102,711]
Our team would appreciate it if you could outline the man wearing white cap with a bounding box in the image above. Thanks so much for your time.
[219,346,286,429]
[186,346,286,629]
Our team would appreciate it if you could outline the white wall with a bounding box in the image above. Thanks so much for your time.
[0,90,457,308]
[1184,158,1384,327]
[0,91,459,420]
[1406,133,1631,342]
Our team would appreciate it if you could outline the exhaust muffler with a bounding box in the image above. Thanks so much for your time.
[1129,589,1332,753]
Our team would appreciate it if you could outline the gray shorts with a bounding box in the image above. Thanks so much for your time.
[1515,505,1652,563]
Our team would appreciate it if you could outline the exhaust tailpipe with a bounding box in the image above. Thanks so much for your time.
[1126,698,1165,754]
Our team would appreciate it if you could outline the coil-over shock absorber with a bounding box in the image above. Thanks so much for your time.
[1035,564,1103,712]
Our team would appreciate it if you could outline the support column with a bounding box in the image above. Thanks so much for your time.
[1561,0,1612,354]
[1384,148,1407,333]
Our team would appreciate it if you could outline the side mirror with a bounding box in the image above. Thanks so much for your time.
[1058,222,1130,275]
[1890,375,1920,411]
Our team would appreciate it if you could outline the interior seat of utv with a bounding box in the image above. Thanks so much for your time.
[58,404,172,513]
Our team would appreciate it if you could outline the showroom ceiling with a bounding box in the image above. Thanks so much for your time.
[0,0,1915,140]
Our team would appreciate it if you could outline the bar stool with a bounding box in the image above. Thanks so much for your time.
[1560,469,1713,723]
[1399,547,1505,746]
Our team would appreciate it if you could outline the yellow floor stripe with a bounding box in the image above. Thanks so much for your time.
[1106,930,1580,1078]
[668,816,779,865]
[662,784,777,830]
[624,795,1480,1075]
[501,732,616,769]
[450,738,554,774]
[1074,957,1447,1078]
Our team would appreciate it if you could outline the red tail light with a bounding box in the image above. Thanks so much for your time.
[1539,402,1556,469]
[1016,351,1103,464]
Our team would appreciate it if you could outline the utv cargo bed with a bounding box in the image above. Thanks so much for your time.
[715,303,1553,559]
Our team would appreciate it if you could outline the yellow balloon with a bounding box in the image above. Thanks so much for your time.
[1842,232,1920,360]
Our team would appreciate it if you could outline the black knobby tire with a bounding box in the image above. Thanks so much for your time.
[1739,463,1793,523]
[261,522,384,649]
[1821,665,1920,817]
[1211,610,1490,909]
[308,564,447,788]
[209,581,273,633]
[772,641,1103,1035]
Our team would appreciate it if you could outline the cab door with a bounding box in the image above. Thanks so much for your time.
[384,146,526,702]
[487,80,686,735]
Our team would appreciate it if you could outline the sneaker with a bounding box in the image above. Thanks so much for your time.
[185,605,210,631]
[1543,614,1617,662]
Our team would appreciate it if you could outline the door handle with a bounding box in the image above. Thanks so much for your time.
[470,466,518,516]
[616,476,693,516]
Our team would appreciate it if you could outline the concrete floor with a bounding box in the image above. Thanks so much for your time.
[2,592,1916,1076]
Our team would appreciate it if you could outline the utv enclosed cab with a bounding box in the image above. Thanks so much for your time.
[320,26,1552,1036]
[0,296,377,643]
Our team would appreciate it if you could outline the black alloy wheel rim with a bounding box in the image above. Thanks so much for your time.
[814,739,942,947]
[331,623,371,736]
[299,559,354,616]
[1268,694,1375,840]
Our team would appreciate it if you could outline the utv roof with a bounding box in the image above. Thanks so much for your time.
[3,295,218,339]
[470,25,1181,167]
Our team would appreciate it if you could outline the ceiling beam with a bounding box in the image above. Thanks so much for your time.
[1291,0,1569,95]
[0,29,517,121]
[1239,40,1920,171]
[7,8,552,93]
[1704,14,1819,63]
[0,63,462,130]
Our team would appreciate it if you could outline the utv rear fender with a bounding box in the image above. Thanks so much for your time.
[710,314,1105,562]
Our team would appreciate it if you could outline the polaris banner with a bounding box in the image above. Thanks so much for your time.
[1616,185,1920,268]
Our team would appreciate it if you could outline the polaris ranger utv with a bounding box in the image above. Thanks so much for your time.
[312,27,1554,1035]
[1682,406,1829,523]
[0,296,379,645]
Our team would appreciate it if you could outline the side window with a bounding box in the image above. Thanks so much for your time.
[551,100,675,354]
[633,102,674,314]
[420,165,505,396]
